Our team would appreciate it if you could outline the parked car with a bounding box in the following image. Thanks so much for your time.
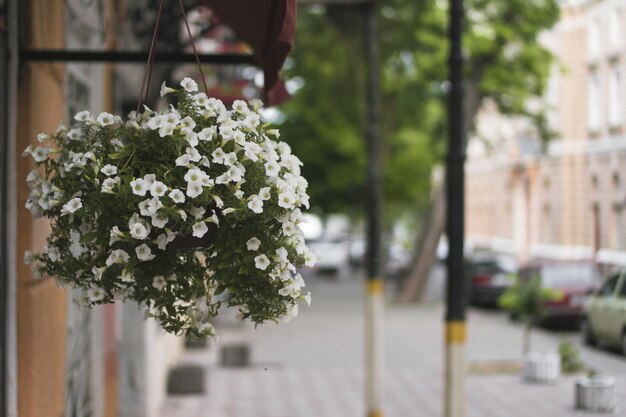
[581,270,626,356]
[306,237,350,278]
[467,252,518,307]
[520,262,601,326]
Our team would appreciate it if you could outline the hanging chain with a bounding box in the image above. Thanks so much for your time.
[136,0,209,114]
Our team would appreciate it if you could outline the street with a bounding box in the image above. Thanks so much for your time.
[162,266,626,417]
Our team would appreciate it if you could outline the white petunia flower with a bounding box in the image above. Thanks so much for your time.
[192,221,209,238]
[186,146,202,162]
[32,146,50,162]
[212,147,226,164]
[234,190,244,200]
[278,191,296,209]
[150,181,167,197]
[304,251,318,267]
[135,244,155,261]
[74,111,92,122]
[120,271,133,282]
[130,178,148,196]
[101,176,119,194]
[168,189,185,204]
[175,154,191,167]
[62,197,82,215]
[158,123,175,137]
[181,77,198,92]
[152,275,167,291]
[156,230,177,250]
[282,221,296,236]
[259,187,271,200]
[160,82,175,97]
[232,100,248,113]
[254,254,270,270]
[246,237,261,251]
[275,247,289,262]
[224,152,238,166]
[184,168,204,184]
[109,226,124,245]
[265,160,280,177]
[97,112,115,126]
[247,195,263,214]
[105,249,130,266]
[88,287,106,302]
[92,265,106,281]
[186,182,203,199]
[100,164,117,176]
[186,131,198,147]
[151,213,168,228]
[243,113,260,129]
[130,222,150,240]
[37,132,50,142]
[198,127,215,141]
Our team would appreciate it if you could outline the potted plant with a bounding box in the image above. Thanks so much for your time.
[23,78,315,339]
[498,274,562,383]
[575,371,617,413]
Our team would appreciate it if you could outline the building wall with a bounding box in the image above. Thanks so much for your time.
[466,0,626,267]
[16,1,68,416]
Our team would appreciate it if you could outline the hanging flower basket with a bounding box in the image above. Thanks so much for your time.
[23,78,315,339]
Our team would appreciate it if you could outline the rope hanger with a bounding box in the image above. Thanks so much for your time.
[136,0,210,113]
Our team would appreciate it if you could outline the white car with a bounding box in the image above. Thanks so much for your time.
[307,238,350,278]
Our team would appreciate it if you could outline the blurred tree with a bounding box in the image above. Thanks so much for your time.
[278,0,560,239]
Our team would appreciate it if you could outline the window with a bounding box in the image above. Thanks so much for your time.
[610,10,621,48]
[588,19,601,57]
[588,73,602,131]
[598,273,620,297]
[609,66,623,126]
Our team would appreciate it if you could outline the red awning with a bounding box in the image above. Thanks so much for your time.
[200,0,296,106]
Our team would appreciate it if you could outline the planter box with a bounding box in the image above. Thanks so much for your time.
[523,352,560,383]
[575,376,616,413]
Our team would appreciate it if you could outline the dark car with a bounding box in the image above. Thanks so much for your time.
[467,252,518,307]
[520,262,601,326]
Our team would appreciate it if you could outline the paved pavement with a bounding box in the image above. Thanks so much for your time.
[161,267,626,417]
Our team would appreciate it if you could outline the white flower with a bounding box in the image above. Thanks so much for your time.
[243,113,260,129]
[282,221,297,236]
[135,244,155,261]
[186,147,201,162]
[120,271,133,283]
[168,189,185,203]
[62,197,82,215]
[175,154,190,167]
[265,161,280,177]
[74,111,92,122]
[105,249,130,266]
[67,128,81,140]
[259,187,271,200]
[254,254,270,270]
[277,191,296,209]
[304,251,318,267]
[88,288,106,302]
[232,100,248,113]
[186,182,203,199]
[69,230,86,258]
[192,221,209,238]
[158,123,175,137]
[37,132,50,142]
[275,247,289,262]
[246,237,261,251]
[152,275,167,291]
[32,146,50,162]
[130,222,150,240]
[156,230,177,250]
[150,181,167,197]
[130,178,148,196]
[151,213,168,228]
[212,147,226,164]
[101,177,119,194]
[191,206,206,219]
[109,226,124,245]
[22,145,32,157]
[234,190,244,200]
[100,164,117,176]
[303,292,312,306]
[186,132,198,147]
[97,112,115,126]
[184,168,204,184]
[212,195,224,208]
[180,77,198,92]
[224,152,238,166]
[92,265,106,280]
[247,195,263,214]
[198,127,215,141]
[160,82,175,97]
[47,245,60,262]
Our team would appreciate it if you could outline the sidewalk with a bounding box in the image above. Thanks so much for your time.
[161,275,626,417]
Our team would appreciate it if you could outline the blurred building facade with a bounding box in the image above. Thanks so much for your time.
[466,0,626,268]
[4,1,186,417]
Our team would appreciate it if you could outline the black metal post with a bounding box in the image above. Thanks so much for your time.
[364,2,383,417]
[444,0,466,416]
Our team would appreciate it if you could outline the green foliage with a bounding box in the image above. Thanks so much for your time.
[280,0,559,216]
[498,274,562,321]
[559,339,585,374]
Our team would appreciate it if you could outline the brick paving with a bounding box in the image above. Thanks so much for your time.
[162,270,626,417]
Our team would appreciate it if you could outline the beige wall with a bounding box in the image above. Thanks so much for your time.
[16,1,68,416]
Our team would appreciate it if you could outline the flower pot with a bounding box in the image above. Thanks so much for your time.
[522,352,560,383]
[575,375,616,413]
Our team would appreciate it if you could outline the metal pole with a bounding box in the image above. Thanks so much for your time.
[19,49,256,64]
[364,2,383,417]
[0,0,8,411]
[444,0,466,416]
